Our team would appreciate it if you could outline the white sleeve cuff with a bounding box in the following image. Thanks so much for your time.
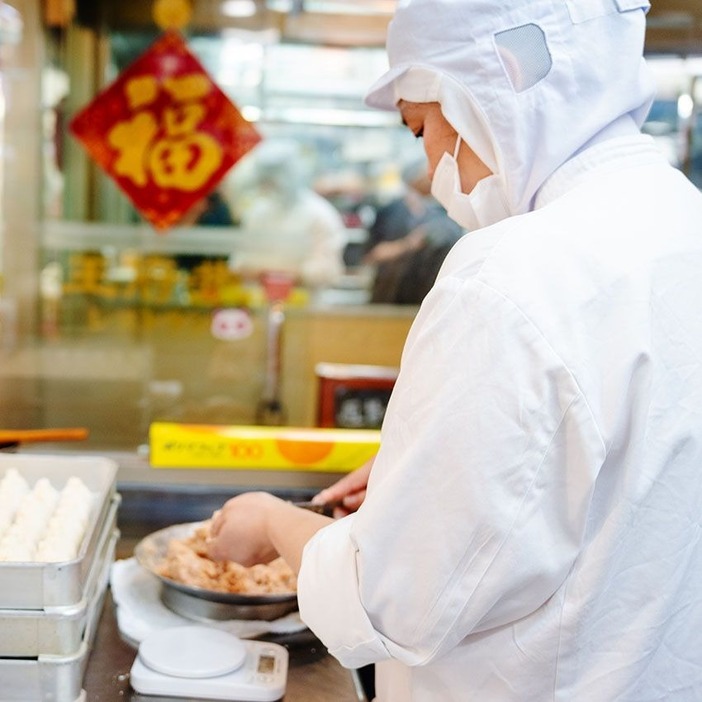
[297,516,390,669]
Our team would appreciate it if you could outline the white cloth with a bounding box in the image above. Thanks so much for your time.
[298,134,702,700]
[110,558,306,645]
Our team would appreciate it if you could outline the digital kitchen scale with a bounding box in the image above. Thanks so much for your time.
[130,625,288,702]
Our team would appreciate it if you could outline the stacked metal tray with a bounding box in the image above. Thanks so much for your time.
[0,454,120,702]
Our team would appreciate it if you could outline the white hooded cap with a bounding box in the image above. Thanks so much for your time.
[366,0,656,220]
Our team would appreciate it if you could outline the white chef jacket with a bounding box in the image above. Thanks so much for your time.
[298,1,702,698]
[298,134,702,700]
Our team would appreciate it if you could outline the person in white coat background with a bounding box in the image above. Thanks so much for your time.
[228,139,347,290]
[207,1,702,700]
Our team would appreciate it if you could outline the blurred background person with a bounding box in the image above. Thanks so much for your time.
[174,188,236,273]
[364,158,464,304]
[186,188,236,228]
[228,140,347,292]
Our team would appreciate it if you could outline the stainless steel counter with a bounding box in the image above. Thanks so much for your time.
[84,591,365,702]
[4,450,370,701]
[82,527,367,702]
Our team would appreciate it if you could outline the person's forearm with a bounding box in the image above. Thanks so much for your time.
[266,500,334,573]
[208,492,334,569]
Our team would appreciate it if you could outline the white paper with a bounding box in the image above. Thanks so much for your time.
[110,558,306,645]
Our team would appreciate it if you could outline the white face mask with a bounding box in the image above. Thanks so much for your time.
[430,136,511,230]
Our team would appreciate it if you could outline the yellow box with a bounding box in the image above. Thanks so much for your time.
[149,422,381,472]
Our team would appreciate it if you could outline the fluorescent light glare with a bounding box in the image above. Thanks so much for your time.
[221,0,257,18]
[241,105,262,121]
[678,93,694,120]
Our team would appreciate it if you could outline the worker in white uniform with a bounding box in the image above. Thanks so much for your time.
[229,139,346,290]
[208,1,702,699]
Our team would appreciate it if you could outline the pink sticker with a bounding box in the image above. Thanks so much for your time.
[210,308,253,341]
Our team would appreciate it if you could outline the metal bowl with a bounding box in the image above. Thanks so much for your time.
[133,522,298,621]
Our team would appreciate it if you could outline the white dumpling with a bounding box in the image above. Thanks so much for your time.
[0,472,96,562]
[0,531,34,561]
[0,469,30,539]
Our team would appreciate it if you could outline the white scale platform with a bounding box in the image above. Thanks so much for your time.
[130,625,289,702]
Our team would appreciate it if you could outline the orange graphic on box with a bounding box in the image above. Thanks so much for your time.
[70,31,262,231]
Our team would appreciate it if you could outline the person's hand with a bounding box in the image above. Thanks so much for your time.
[207,492,281,566]
[311,456,375,518]
[207,491,333,573]
[363,227,427,264]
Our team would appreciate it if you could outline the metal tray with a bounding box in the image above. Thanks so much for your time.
[0,454,118,609]
[0,498,119,656]
[0,549,110,701]
[134,522,298,621]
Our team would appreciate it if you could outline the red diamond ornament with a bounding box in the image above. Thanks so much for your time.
[70,31,262,231]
